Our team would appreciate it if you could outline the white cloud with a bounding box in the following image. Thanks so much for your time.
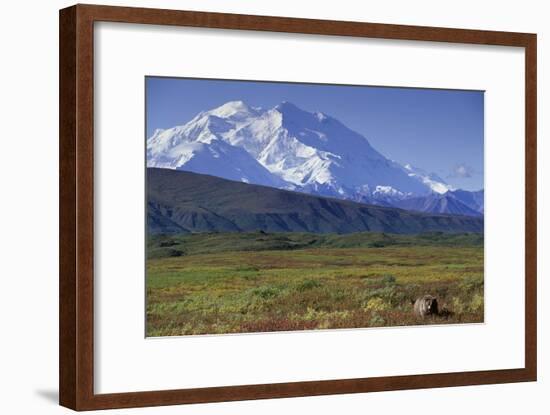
[448,163,476,179]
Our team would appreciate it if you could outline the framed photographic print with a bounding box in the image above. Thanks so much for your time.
[59,4,537,411]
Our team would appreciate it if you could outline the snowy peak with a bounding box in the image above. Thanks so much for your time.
[208,100,259,120]
[402,163,453,194]
[374,185,407,198]
[147,100,461,207]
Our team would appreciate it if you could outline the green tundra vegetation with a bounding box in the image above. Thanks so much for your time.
[146,231,484,336]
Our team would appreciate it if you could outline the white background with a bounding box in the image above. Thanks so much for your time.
[95,22,525,393]
[0,0,547,414]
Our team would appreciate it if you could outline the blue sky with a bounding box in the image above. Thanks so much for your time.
[146,77,484,191]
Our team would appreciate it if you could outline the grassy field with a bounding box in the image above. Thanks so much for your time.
[146,232,484,336]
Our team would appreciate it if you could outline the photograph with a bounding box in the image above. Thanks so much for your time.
[145,77,485,337]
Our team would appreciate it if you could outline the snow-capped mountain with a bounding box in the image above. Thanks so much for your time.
[401,163,453,194]
[147,100,481,216]
[147,103,286,188]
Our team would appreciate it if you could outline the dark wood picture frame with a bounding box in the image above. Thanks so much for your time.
[59,4,537,411]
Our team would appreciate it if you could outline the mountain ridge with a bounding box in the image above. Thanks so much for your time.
[147,168,484,235]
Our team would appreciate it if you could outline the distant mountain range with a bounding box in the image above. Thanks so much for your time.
[147,100,483,216]
[148,168,484,235]
[393,189,484,217]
